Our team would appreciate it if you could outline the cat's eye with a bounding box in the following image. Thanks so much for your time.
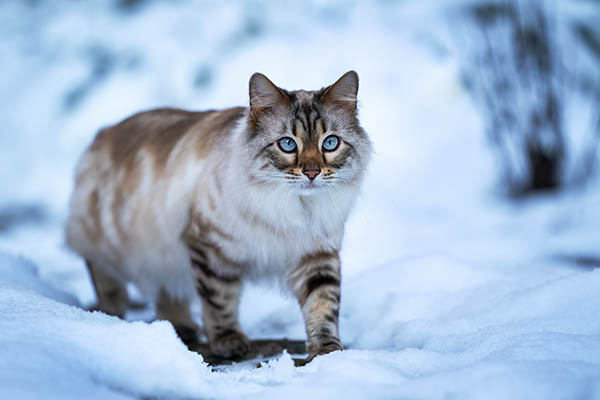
[278,137,297,153]
[322,135,340,151]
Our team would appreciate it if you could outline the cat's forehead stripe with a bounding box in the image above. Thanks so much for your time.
[292,98,323,139]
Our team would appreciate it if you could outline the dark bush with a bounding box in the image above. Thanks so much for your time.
[457,0,600,196]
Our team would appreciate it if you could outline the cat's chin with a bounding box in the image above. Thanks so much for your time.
[295,181,324,196]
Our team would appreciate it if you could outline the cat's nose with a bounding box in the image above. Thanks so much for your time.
[302,167,321,180]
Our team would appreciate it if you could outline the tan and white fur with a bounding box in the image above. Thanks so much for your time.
[66,71,372,360]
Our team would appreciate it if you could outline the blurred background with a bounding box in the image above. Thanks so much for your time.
[0,0,599,328]
[2,1,600,396]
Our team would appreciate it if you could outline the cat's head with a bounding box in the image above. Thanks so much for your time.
[244,71,372,195]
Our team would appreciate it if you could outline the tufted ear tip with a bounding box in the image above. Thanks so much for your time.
[249,73,288,114]
[341,70,359,90]
[249,73,270,93]
[321,71,359,113]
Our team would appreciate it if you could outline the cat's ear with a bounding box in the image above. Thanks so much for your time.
[249,73,288,119]
[320,70,359,114]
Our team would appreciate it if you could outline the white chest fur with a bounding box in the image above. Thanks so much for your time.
[196,178,354,281]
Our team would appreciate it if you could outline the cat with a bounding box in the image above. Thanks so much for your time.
[65,71,372,361]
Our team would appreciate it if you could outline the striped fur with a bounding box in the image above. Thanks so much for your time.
[66,71,371,359]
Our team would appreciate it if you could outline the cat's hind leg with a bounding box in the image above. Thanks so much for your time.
[156,289,200,346]
[86,260,129,319]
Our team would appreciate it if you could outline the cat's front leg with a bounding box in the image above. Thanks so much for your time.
[187,241,250,359]
[288,250,343,360]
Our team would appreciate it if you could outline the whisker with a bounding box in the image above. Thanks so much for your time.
[330,182,370,224]
[326,186,345,226]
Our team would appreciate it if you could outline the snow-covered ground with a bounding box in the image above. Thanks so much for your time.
[1,1,600,398]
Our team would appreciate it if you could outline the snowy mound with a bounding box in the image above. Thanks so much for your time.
[2,249,600,399]
[0,252,215,399]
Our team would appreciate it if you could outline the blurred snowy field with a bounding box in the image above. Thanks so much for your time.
[1,1,600,399]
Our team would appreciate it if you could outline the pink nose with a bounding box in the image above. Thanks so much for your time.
[302,167,321,180]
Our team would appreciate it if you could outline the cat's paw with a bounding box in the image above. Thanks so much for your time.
[307,341,343,362]
[210,330,251,359]
[174,324,199,347]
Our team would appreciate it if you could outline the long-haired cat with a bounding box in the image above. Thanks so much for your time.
[66,71,372,360]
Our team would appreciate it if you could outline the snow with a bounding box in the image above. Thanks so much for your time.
[0,277,213,400]
[1,0,600,399]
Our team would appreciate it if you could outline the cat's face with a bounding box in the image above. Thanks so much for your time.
[245,71,371,195]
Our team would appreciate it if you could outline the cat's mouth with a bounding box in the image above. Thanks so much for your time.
[295,180,324,195]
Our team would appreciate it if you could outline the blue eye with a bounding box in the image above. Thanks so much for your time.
[322,135,339,151]
[278,137,297,153]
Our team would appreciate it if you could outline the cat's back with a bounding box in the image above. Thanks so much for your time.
[65,106,246,286]
[74,106,245,190]
[89,107,243,170]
